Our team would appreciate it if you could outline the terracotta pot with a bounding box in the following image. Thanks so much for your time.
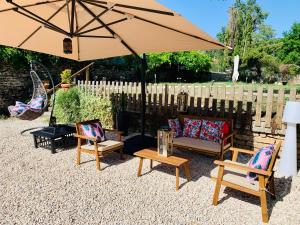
[61,83,71,91]
[42,80,50,89]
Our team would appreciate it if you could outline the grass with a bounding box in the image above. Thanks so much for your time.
[0,114,8,120]
[160,81,300,92]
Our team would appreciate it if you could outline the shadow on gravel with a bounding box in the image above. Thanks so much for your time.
[77,152,133,170]
[218,177,292,219]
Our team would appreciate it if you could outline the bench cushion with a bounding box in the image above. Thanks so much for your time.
[183,118,202,138]
[173,137,223,153]
[200,120,224,143]
[81,140,123,152]
[210,160,259,191]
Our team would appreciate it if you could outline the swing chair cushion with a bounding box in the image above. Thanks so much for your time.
[11,101,30,114]
[29,96,45,110]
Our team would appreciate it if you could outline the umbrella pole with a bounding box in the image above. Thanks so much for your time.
[141,54,147,139]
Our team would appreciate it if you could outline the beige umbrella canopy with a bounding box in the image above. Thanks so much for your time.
[0,0,225,61]
[1,0,226,136]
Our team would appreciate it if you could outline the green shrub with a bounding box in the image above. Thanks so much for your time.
[79,92,113,129]
[53,87,81,124]
[53,87,114,128]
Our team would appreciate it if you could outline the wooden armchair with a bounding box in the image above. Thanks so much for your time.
[210,141,282,223]
[75,119,124,171]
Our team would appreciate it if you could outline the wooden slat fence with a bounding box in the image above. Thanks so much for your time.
[78,80,300,135]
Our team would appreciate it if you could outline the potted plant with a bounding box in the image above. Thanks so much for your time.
[42,80,50,89]
[114,92,129,136]
[60,69,72,91]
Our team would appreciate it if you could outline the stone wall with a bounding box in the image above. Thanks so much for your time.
[0,65,31,115]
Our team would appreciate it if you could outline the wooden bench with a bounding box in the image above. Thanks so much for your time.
[172,115,235,159]
[134,148,192,191]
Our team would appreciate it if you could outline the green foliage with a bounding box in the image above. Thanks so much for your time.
[79,93,113,128]
[147,53,172,71]
[147,51,212,73]
[278,23,300,66]
[53,87,113,128]
[53,88,81,124]
[60,69,72,84]
[214,0,300,83]
[173,51,212,72]
[0,114,8,120]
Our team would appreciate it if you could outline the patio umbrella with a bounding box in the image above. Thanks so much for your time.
[0,0,226,136]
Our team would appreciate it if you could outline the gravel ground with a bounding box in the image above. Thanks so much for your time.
[0,117,299,225]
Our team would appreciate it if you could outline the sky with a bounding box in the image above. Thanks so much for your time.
[157,0,300,39]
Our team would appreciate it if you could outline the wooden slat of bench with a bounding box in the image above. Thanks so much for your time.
[134,149,188,167]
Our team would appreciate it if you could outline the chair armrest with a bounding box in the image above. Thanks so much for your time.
[74,134,97,142]
[223,131,235,140]
[229,147,256,155]
[104,129,124,141]
[104,129,124,136]
[214,160,271,176]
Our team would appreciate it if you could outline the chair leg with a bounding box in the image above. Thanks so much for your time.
[269,176,276,199]
[120,148,124,160]
[259,176,269,223]
[77,149,81,165]
[95,151,101,171]
[213,166,224,206]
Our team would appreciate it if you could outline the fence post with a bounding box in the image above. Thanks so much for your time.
[255,86,263,127]
[265,87,273,128]
[276,88,285,129]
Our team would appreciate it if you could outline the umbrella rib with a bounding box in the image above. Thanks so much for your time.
[112,7,225,48]
[134,16,225,48]
[82,1,224,48]
[66,0,72,33]
[76,18,127,36]
[77,0,140,57]
[18,2,67,48]
[75,7,111,34]
[75,3,80,60]
[0,0,65,13]
[7,1,69,37]
[83,0,175,16]
[78,35,114,38]
[70,0,76,35]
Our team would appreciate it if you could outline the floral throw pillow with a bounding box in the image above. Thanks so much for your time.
[199,120,225,143]
[183,118,202,138]
[81,122,106,145]
[246,144,274,182]
[168,118,182,138]
[29,96,45,110]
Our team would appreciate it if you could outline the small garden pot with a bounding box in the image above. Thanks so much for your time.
[42,80,50,89]
[61,83,71,91]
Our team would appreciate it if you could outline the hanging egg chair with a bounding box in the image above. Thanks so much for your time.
[8,61,55,123]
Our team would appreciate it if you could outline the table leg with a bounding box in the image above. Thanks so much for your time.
[50,139,56,154]
[150,159,153,170]
[33,135,38,148]
[137,158,144,177]
[176,167,179,191]
[184,163,192,181]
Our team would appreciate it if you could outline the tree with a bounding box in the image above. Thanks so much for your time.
[213,0,286,82]
[278,22,300,66]
[146,51,212,73]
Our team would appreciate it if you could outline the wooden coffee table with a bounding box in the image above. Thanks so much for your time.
[134,148,192,191]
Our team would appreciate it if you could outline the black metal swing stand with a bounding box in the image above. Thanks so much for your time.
[13,60,77,153]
